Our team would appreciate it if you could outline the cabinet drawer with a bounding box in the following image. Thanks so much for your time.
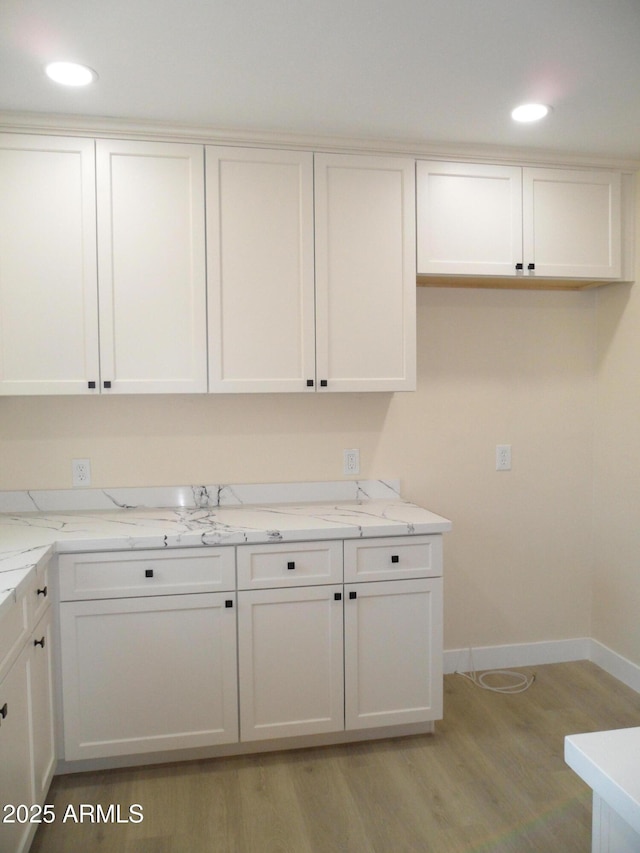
[0,586,30,680]
[32,555,51,625]
[237,541,343,589]
[58,547,235,601]
[344,535,442,582]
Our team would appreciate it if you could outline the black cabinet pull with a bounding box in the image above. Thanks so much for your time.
[320,379,328,387]
[0,703,7,719]
[103,380,112,389]
[515,263,523,271]
[34,637,45,648]
[37,586,48,597]
[225,599,233,608]
[145,569,154,578]
[349,591,357,600]
[334,592,342,601]
[306,379,314,387]
[527,262,535,270]
[287,561,295,570]
[391,555,399,564]
[88,380,96,389]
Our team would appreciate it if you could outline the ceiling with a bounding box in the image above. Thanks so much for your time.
[1,0,640,162]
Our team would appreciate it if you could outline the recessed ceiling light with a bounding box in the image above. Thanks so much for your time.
[511,103,550,123]
[45,61,97,87]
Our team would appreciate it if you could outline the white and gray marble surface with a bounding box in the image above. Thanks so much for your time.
[0,480,451,623]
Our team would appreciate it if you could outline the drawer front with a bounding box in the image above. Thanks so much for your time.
[344,535,442,582]
[32,555,52,625]
[237,541,343,589]
[58,547,235,600]
[0,584,30,680]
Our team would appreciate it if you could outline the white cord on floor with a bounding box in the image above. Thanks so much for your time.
[455,648,535,694]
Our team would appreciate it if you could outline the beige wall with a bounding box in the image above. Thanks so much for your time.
[592,180,640,665]
[0,284,599,654]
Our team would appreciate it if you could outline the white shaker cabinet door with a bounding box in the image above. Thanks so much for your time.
[237,585,344,741]
[522,167,622,279]
[60,592,238,759]
[416,160,523,277]
[206,147,316,392]
[96,140,207,393]
[29,608,56,806]
[314,154,416,391]
[0,135,100,395]
[0,646,32,853]
[344,578,443,730]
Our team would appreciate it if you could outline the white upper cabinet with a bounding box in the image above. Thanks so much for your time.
[416,161,523,277]
[314,153,417,392]
[417,160,623,281]
[96,140,207,393]
[522,168,621,279]
[206,147,315,392]
[0,135,100,395]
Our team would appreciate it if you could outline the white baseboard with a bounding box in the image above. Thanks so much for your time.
[589,639,640,695]
[444,637,640,695]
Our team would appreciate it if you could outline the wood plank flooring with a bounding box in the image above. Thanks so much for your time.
[30,661,640,852]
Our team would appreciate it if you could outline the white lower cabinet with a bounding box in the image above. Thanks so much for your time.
[344,578,443,729]
[58,535,443,763]
[238,584,345,741]
[0,570,55,853]
[60,591,238,760]
[0,644,33,853]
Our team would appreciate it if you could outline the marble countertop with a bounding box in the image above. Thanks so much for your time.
[565,727,640,836]
[0,481,451,622]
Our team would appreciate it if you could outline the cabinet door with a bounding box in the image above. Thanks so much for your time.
[28,608,56,804]
[344,578,442,730]
[523,167,622,279]
[314,154,416,391]
[238,585,344,741]
[96,140,207,393]
[0,647,33,853]
[206,147,316,392]
[60,592,238,759]
[0,135,99,395]
[416,160,523,277]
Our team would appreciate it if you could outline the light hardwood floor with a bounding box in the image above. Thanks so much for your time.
[31,661,640,852]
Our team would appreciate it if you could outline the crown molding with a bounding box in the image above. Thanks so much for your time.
[0,110,639,171]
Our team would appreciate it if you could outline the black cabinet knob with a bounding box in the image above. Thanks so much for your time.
[287,561,295,571]
[515,263,523,271]
[225,599,233,608]
[34,637,45,648]
[37,586,48,597]
[145,569,154,578]
[349,591,357,600]
[391,555,399,564]
[103,380,112,389]
[334,592,342,601]
[528,262,535,270]
[306,379,314,387]
[88,380,96,389]
[320,379,328,387]
[0,703,7,719]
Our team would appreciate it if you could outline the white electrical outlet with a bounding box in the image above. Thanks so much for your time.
[496,444,512,471]
[343,448,360,475]
[72,458,91,488]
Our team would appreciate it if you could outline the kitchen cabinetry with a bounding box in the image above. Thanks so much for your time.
[96,139,207,393]
[207,148,416,393]
[343,536,443,729]
[0,134,99,395]
[237,541,344,740]
[236,535,441,742]
[206,147,316,392]
[0,560,55,853]
[58,548,238,760]
[314,154,416,391]
[416,160,623,282]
